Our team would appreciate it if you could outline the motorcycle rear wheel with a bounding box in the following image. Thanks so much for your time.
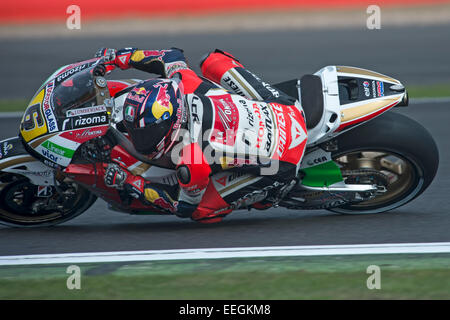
[328,111,439,214]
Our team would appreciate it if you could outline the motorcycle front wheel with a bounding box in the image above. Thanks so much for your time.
[0,174,97,227]
[328,111,439,214]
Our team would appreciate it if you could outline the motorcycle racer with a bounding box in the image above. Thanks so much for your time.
[97,47,308,223]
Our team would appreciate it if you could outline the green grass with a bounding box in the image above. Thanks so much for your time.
[407,83,450,98]
[0,99,28,112]
[0,83,449,113]
[0,254,448,299]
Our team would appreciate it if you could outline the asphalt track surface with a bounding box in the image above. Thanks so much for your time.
[0,25,449,256]
[1,25,450,100]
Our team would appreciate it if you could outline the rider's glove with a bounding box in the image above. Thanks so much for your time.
[95,47,136,70]
[94,47,118,74]
[114,48,137,70]
[95,47,117,63]
[104,163,128,189]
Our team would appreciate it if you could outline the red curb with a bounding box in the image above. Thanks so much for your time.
[1,0,449,24]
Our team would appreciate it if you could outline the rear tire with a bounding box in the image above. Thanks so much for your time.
[328,111,439,214]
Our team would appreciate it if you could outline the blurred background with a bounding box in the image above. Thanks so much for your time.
[0,0,449,300]
[1,0,450,102]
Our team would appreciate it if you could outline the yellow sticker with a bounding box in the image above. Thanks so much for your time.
[144,188,160,202]
[20,89,49,142]
[151,100,173,120]
[220,156,235,170]
[130,50,145,62]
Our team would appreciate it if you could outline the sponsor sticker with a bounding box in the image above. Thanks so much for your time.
[66,105,107,117]
[261,81,280,98]
[190,95,202,123]
[213,171,247,190]
[37,186,53,198]
[73,115,108,128]
[56,63,89,83]
[222,75,245,97]
[372,80,377,97]
[215,176,227,187]
[239,99,255,128]
[188,94,203,142]
[0,142,13,159]
[307,155,328,166]
[132,179,143,190]
[145,187,178,213]
[42,140,75,159]
[363,81,371,97]
[300,148,332,169]
[166,61,188,78]
[75,128,104,139]
[154,197,177,213]
[60,126,108,143]
[124,106,135,122]
[289,115,307,150]
[43,81,58,133]
[118,55,128,65]
[376,81,384,97]
[127,87,148,104]
[211,95,239,146]
[219,156,258,170]
[130,50,169,62]
[42,158,61,169]
[27,171,52,178]
[271,103,288,158]
[260,104,274,154]
[41,148,61,163]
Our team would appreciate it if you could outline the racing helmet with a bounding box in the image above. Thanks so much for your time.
[122,78,185,158]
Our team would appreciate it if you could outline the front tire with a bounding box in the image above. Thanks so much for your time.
[0,174,97,227]
[328,111,439,214]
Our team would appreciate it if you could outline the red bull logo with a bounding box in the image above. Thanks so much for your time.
[134,87,147,95]
[128,87,148,104]
[154,197,178,213]
[131,50,170,62]
[151,82,173,120]
[143,50,168,58]
[144,187,177,213]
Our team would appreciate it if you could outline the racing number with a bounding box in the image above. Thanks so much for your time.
[22,104,45,131]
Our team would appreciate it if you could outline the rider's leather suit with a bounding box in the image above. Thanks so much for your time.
[109,47,308,223]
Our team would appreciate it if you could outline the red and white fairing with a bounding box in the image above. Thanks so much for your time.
[204,91,307,169]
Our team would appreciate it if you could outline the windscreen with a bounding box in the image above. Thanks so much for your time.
[52,68,98,117]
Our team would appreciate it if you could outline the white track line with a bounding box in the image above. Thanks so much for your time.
[0,243,449,266]
[0,112,24,118]
[409,97,450,104]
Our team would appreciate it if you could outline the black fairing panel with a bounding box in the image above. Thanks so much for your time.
[273,75,324,130]
[0,137,29,161]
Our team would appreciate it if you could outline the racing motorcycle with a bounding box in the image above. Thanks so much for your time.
[0,58,439,227]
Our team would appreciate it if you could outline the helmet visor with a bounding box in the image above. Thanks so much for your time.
[125,119,172,155]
